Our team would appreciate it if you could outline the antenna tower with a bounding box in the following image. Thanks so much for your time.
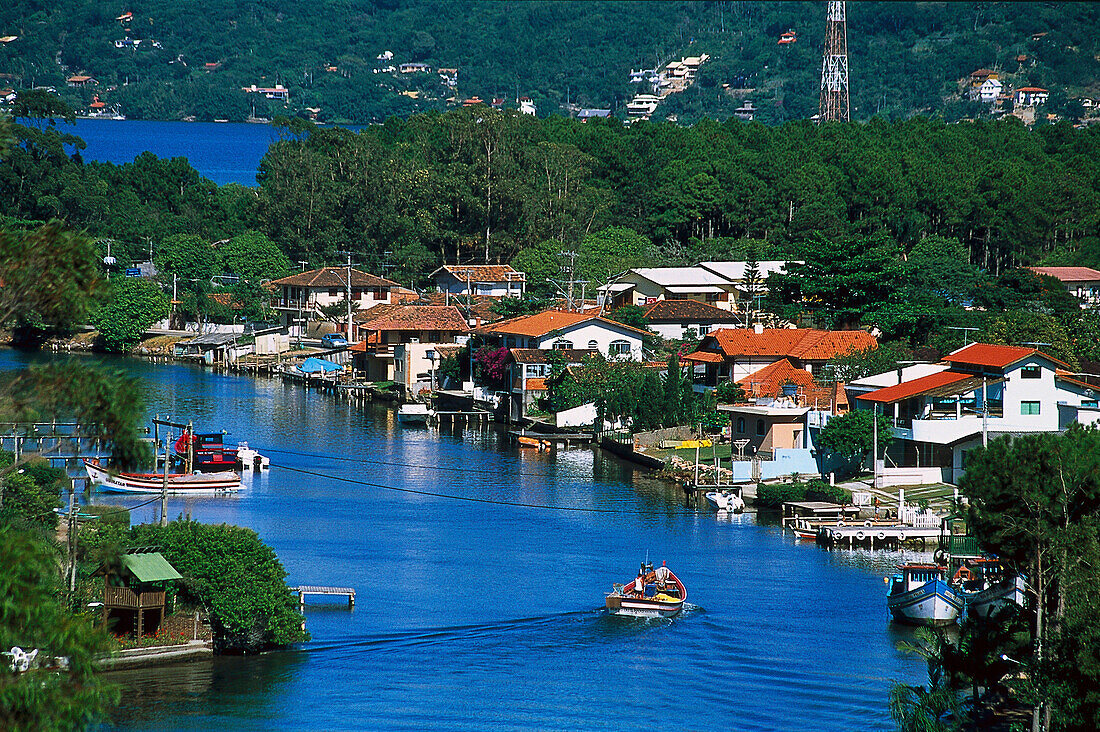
[819,1,850,122]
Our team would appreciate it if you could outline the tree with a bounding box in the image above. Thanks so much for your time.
[127,520,308,653]
[0,222,103,330]
[981,310,1078,370]
[577,226,650,284]
[0,527,119,731]
[155,233,216,282]
[0,459,65,531]
[607,305,649,330]
[826,341,914,383]
[509,240,561,297]
[216,231,292,281]
[490,293,552,319]
[816,409,893,477]
[93,277,170,353]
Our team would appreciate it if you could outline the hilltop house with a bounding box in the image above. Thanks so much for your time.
[476,310,647,361]
[242,84,289,101]
[852,343,1100,484]
[1027,266,1100,307]
[974,78,1003,103]
[66,75,98,87]
[683,325,876,387]
[642,299,741,340]
[269,267,406,337]
[350,304,469,383]
[432,264,525,298]
[1014,87,1049,106]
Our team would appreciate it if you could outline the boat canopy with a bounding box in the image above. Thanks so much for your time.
[299,357,344,373]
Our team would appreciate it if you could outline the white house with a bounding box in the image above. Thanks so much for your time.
[642,299,741,340]
[601,266,739,311]
[1014,86,1049,106]
[476,310,647,361]
[269,267,406,336]
[976,78,1003,102]
[432,264,526,298]
[1027,266,1100,307]
[854,343,1099,484]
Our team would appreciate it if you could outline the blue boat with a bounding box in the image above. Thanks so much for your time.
[886,563,963,626]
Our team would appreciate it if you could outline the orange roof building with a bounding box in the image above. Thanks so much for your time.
[476,309,648,360]
[1027,266,1100,307]
[683,327,876,383]
[432,264,525,298]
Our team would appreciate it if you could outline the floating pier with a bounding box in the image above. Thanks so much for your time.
[816,524,940,549]
[294,585,356,611]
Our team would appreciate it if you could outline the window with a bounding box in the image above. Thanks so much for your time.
[588,340,598,350]
[756,419,766,436]
[1021,365,1041,379]
[1021,401,1041,415]
[736,417,745,434]
[1083,400,1098,408]
[526,364,549,378]
[609,340,632,356]
[552,340,573,350]
[698,325,711,335]
[328,288,339,297]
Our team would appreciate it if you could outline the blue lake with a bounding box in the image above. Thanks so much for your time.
[1,350,927,730]
[70,119,280,186]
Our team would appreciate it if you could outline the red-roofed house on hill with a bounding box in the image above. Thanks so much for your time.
[269,267,411,337]
[641,299,741,340]
[350,304,470,386]
[1027,266,1100,307]
[1014,86,1049,106]
[432,264,525,298]
[682,325,876,390]
[849,342,1099,484]
[476,310,647,361]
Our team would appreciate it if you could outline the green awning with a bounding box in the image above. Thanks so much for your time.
[121,552,183,583]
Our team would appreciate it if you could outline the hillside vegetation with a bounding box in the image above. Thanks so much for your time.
[2,2,1099,123]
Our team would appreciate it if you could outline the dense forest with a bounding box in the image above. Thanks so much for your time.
[1,2,1099,123]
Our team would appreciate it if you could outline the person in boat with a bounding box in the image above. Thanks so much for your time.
[636,564,647,596]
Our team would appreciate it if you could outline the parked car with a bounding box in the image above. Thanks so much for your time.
[321,333,348,348]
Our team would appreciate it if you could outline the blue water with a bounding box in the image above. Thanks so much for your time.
[69,119,278,186]
[1,351,927,730]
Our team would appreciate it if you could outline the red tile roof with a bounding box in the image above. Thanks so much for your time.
[509,348,597,364]
[433,264,525,283]
[857,370,977,404]
[1027,266,1100,282]
[357,305,469,332]
[682,350,723,363]
[943,343,1070,370]
[642,299,737,322]
[417,292,502,323]
[269,267,398,289]
[478,310,649,338]
[737,358,814,396]
[692,328,876,361]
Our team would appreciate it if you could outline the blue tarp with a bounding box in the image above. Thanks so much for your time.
[299,357,344,374]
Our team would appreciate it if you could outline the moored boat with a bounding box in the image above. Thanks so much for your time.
[605,560,686,619]
[951,559,1027,618]
[397,403,431,425]
[84,459,242,494]
[174,431,239,471]
[704,490,745,513]
[886,563,963,626]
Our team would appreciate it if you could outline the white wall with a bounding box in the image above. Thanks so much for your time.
[650,320,740,340]
[533,321,644,361]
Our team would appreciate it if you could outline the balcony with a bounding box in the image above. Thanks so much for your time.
[104,585,165,609]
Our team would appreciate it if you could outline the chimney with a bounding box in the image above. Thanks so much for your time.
[753,323,764,335]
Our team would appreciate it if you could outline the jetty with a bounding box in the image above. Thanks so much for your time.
[294,585,356,611]
[816,524,940,549]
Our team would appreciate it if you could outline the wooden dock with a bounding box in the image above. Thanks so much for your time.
[294,585,356,611]
[816,524,940,549]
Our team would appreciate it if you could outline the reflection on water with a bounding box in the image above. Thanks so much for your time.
[0,350,925,731]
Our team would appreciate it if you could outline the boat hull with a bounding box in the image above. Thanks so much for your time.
[704,491,745,513]
[84,460,241,494]
[964,576,1027,618]
[605,566,687,619]
[605,595,684,618]
[888,579,963,626]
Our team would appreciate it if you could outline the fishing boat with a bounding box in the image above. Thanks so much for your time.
[704,490,745,513]
[397,403,432,425]
[605,560,686,619]
[951,559,1028,618]
[885,563,964,626]
[174,431,239,471]
[84,459,241,494]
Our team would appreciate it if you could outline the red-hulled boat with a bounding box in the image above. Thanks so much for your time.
[605,560,686,618]
[174,431,239,472]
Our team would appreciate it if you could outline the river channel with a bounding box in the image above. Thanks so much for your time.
[3,350,927,730]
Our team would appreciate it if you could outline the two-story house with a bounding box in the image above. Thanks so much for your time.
[506,348,596,421]
[476,310,647,361]
[642,299,741,340]
[350,304,470,384]
[853,343,1099,483]
[269,267,406,337]
[1027,266,1100,308]
[432,264,526,298]
[683,325,876,388]
[601,267,739,311]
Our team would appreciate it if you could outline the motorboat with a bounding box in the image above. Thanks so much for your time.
[605,560,686,619]
[704,490,745,513]
[397,403,432,425]
[174,431,239,471]
[886,563,963,626]
[951,559,1027,618]
[84,459,241,494]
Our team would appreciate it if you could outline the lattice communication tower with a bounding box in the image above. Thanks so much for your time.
[819,1,850,122]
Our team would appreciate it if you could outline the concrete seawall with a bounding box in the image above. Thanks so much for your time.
[99,640,213,671]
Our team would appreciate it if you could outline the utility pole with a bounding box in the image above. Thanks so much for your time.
[819,1,850,122]
[160,438,169,527]
[67,487,77,594]
[334,251,355,341]
[559,250,578,311]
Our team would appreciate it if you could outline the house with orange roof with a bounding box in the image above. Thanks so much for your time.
[642,299,741,340]
[1014,86,1049,106]
[851,343,1099,484]
[349,304,469,385]
[269,267,408,337]
[682,325,876,388]
[66,75,98,87]
[432,264,525,298]
[476,309,647,360]
[1026,266,1100,307]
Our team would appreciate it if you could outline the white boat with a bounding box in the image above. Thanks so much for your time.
[84,459,241,494]
[704,490,745,513]
[605,561,686,619]
[952,560,1027,618]
[397,403,432,425]
[886,564,964,626]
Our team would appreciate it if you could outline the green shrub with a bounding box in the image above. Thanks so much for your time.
[756,482,808,508]
[805,480,852,505]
